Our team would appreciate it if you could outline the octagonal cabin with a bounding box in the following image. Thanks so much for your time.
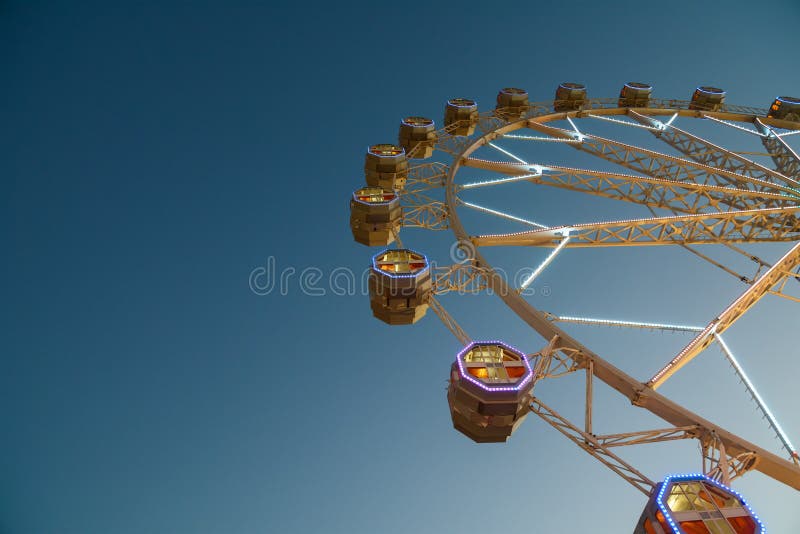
[619,82,652,108]
[398,117,437,159]
[368,249,432,325]
[448,341,534,443]
[364,144,409,190]
[554,82,587,112]
[634,474,764,534]
[349,187,401,247]
[690,86,726,111]
[444,98,478,136]
[767,96,800,122]
[495,87,529,120]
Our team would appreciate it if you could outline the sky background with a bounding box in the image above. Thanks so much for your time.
[3,1,800,533]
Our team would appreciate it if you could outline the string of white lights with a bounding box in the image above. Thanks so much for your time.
[715,334,798,460]
[542,311,797,460]
[459,200,548,229]
[487,142,528,164]
[546,314,704,333]
[519,235,571,291]
[703,115,765,137]
[460,173,541,190]
[586,114,660,131]
[502,134,580,143]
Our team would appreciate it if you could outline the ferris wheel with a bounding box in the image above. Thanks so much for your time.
[349,82,800,533]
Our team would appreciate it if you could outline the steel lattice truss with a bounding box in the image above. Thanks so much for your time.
[364,95,800,496]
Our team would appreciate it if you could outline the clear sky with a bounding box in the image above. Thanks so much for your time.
[3,1,800,533]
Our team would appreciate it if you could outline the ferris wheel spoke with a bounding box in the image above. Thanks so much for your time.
[585,113,661,131]
[699,114,766,137]
[533,165,793,214]
[502,133,581,143]
[472,206,800,248]
[755,118,800,180]
[627,110,800,190]
[486,141,528,164]
[543,312,704,333]
[460,172,542,190]
[715,335,799,462]
[460,156,536,175]
[518,234,571,291]
[461,155,796,213]
[458,199,548,229]
[525,120,799,198]
[642,204,763,283]
[648,241,800,389]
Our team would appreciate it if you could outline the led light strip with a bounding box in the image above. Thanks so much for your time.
[487,142,528,164]
[547,314,704,333]
[519,234,571,291]
[459,200,548,229]
[715,334,798,459]
[460,172,541,190]
[586,113,660,131]
[703,115,766,137]
[502,134,581,143]
[547,309,798,457]
[455,341,533,392]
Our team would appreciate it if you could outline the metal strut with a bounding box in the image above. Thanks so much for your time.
[427,295,470,346]
[528,396,655,495]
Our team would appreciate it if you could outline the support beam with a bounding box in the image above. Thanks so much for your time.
[542,312,704,333]
[526,120,798,197]
[427,295,471,346]
[459,199,548,228]
[628,110,800,189]
[595,426,699,448]
[460,157,795,215]
[585,361,593,435]
[472,206,800,248]
[702,433,757,486]
[716,335,799,462]
[648,241,800,388]
[401,191,449,230]
[756,118,800,180]
[404,162,449,192]
[433,262,491,295]
[529,396,655,495]
[519,234,570,291]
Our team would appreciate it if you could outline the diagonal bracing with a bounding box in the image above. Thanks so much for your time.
[471,206,800,248]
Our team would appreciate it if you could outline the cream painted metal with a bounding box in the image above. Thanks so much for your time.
[441,96,800,491]
[353,90,800,501]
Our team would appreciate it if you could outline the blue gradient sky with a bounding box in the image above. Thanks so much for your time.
[3,1,800,533]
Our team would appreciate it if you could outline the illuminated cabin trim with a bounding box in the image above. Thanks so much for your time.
[447,98,477,108]
[655,474,765,534]
[695,86,725,96]
[371,249,430,278]
[352,187,398,205]
[401,116,435,127]
[368,144,405,157]
[767,96,800,120]
[455,341,533,392]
